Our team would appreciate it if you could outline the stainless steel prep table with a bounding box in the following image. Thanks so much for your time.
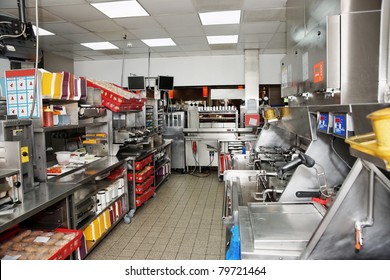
[0,182,75,234]
[0,156,126,234]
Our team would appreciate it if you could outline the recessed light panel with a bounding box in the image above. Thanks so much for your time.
[32,26,54,36]
[91,0,149,18]
[81,42,119,50]
[207,35,238,44]
[199,10,241,25]
[142,38,176,47]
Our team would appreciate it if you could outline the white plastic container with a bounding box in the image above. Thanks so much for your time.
[97,190,106,207]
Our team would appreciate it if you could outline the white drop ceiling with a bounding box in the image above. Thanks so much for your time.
[0,0,287,61]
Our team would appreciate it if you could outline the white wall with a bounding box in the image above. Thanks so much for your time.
[259,54,284,84]
[44,52,74,73]
[74,54,284,87]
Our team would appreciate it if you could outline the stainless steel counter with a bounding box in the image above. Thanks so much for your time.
[0,156,128,234]
[117,140,172,161]
[52,156,124,185]
[0,141,173,234]
[0,182,75,233]
[239,202,325,260]
[184,128,254,133]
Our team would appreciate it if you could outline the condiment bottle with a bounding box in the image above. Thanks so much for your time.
[43,107,54,127]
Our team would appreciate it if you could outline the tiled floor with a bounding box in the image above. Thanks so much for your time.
[86,172,226,260]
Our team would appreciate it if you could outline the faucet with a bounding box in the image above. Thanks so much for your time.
[277,151,315,179]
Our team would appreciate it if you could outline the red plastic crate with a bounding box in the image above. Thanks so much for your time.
[101,91,146,106]
[87,80,143,100]
[135,176,154,195]
[128,165,154,183]
[102,99,143,112]
[136,187,155,207]
[107,167,125,181]
[0,227,82,260]
[134,154,153,171]
[49,228,83,260]
[136,166,154,182]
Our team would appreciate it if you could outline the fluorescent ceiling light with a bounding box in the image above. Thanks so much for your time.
[142,38,176,47]
[199,10,241,25]
[81,42,119,50]
[207,35,238,44]
[91,0,149,18]
[32,25,54,36]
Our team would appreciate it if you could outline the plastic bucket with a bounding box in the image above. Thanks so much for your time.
[367,108,390,150]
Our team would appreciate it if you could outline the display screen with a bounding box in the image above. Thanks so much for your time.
[157,75,174,91]
[317,112,329,133]
[128,76,145,90]
[333,114,346,137]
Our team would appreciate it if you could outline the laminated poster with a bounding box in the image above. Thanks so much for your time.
[5,69,40,118]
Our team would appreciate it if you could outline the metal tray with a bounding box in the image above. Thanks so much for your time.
[247,202,323,251]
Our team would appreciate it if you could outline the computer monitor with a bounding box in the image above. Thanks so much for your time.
[128,76,145,91]
[157,75,174,91]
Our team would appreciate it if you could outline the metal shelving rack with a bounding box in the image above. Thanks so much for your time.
[154,143,171,189]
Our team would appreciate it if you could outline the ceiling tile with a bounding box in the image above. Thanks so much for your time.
[239,34,274,43]
[240,21,280,34]
[243,0,287,9]
[39,22,89,35]
[38,35,75,45]
[243,8,286,22]
[139,0,195,15]
[130,28,170,39]
[180,44,210,51]
[184,51,212,56]
[95,31,137,41]
[85,55,116,61]
[110,39,147,49]
[0,0,289,60]
[51,43,89,51]
[45,4,107,22]
[77,19,124,32]
[203,25,240,36]
[74,50,106,56]
[99,49,125,56]
[25,0,86,7]
[2,8,64,23]
[165,26,204,37]
[174,36,208,45]
[210,44,237,51]
[73,56,94,61]
[114,17,162,30]
[147,45,182,52]
[62,33,106,43]
[243,42,268,49]
[50,51,86,59]
[123,46,152,54]
[193,0,244,13]
[155,14,201,28]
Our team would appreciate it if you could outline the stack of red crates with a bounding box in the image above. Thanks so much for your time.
[87,80,146,112]
[127,155,155,207]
